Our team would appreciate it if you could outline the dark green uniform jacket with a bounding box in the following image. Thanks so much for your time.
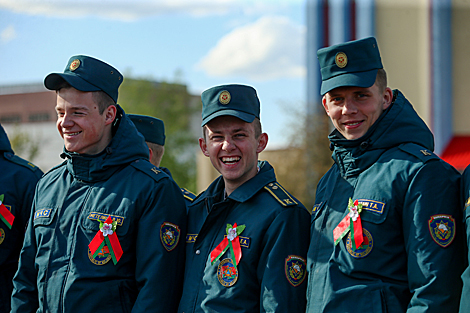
[0,124,42,313]
[11,108,187,312]
[178,161,310,313]
[459,167,470,312]
[306,90,465,312]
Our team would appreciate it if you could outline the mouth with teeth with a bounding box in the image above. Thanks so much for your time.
[221,156,241,164]
[344,121,362,127]
[64,131,82,136]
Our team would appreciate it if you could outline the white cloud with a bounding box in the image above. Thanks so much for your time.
[1,25,16,43]
[0,0,299,21]
[196,16,305,81]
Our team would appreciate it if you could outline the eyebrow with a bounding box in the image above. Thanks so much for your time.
[55,105,90,111]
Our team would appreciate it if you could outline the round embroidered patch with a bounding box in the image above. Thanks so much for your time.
[219,90,231,105]
[346,228,373,258]
[88,246,112,265]
[160,222,180,251]
[428,214,455,247]
[335,52,348,68]
[285,255,307,287]
[69,59,81,71]
[217,258,238,287]
[0,228,5,245]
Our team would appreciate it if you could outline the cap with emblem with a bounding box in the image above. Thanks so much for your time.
[44,55,123,103]
[128,114,165,146]
[317,36,383,95]
[201,84,260,126]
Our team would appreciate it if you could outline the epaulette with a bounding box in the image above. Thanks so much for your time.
[263,182,298,207]
[43,160,67,176]
[181,188,197,202]
[4,152,43,178]
[398,143,439,163]
[130,159,168,182]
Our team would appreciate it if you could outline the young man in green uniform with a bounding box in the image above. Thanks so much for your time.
[0,124,42,313]
[11,55,187,312]
[306,37,465,312]
[128,113,197,203]
[460,161,470,310]
[177,84,310,313]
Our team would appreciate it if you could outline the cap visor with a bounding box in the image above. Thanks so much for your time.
[44,73,101,92]
[320,69,378,95]
[201,109,256,126]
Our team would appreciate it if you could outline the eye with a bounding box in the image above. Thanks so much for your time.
[328,96,343,104]
[210,135,223,141]
[356,92,370,99]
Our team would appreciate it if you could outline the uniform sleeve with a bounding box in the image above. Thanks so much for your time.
[459,166,470,310]
[257,206,310,312]
[131,177,187,312]
[11,195,40,312]
[402,160,465,312]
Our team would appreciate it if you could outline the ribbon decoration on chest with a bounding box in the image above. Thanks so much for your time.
[88,216,123,265]
[333,198,364,250]
[0,194,14,229]
[211,223,246,267]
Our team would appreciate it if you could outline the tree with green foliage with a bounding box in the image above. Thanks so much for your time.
[9,125,40,162]
[118,78,200,192]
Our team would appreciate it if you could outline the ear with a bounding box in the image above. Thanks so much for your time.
[199,137,210,157]
[256,133,268,153]
[322,96,330,116]
[104,105,117,126]
[147,145,153,162]
[382,87,393,110]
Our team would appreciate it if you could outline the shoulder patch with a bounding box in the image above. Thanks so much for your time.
[130,159,168,182]
[4,152,43,178]
[264,182,298,207]
[285,255,307,287]
[428,214,456,248]
[398,143,439,163]
[181,188,197,202]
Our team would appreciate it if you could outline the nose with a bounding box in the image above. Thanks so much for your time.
[342,98,358,114]
[222,137,235,152]
[59,113,74,128]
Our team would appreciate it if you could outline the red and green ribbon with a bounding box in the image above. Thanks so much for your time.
[0,194,14,229]
[211,223,245,267]
[333,198,364,250]
[88,216,123,265]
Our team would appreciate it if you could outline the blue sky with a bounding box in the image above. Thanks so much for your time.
[0,0,307,148]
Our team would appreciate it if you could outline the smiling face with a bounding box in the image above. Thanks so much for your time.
[199,115,268,195]
[56,87,116,155]
[322,82,393,140]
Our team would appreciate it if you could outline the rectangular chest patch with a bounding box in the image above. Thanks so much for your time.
[186,234,250,248]
[238,236,251,248]
[224,235,251,248]
[87,212,124,226]
[357,199,385,214]
[186,234,198,243]
[34,208,52,219]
